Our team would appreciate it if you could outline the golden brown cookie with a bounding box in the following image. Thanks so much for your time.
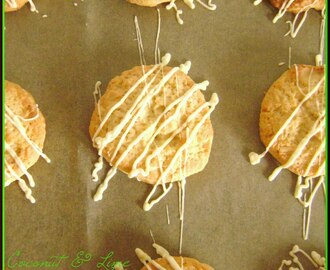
[127,0,170,7]
[89,65,215,185]
[5,0,30,12]
[140,256,214,270]
[259,65,325,177]
[269,0,325,13]
[5,80,46,183]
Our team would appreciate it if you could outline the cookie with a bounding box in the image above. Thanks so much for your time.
[140,257,214,270]
[269,0,325,13]
[5,0,30,12]
[258,65,325,177]
[5,80,49,202]
[127,0,170,7]
[89,64,215,186]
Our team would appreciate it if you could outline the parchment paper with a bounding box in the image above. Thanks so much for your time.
[5,0,325,269]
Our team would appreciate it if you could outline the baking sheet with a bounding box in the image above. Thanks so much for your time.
[4,0,325,269]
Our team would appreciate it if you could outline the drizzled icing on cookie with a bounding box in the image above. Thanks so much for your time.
[165,0,216,25]
[278,245,325,270]
[135,244,182,270]
[254,0,323,38]
[249,66,325,239]
[91,55,218,209]
[5,104,51,203]
[5,0,38,12]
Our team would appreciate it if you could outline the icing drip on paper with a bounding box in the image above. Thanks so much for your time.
[249,66,325,239]
[166,0,216,25]
[278,245,325,270]
[5,104,50,203]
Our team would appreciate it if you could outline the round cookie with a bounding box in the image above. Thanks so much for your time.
[89,65,214,185]
[140,256,214,270]
[5,0,30,12]
[259,65,325,177]
[269,0,325,13]
[127,0,170,7]
[5,80,46,184]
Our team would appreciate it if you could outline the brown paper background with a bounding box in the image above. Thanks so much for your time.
[5,0,325,269]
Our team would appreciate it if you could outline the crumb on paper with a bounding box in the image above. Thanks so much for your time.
[74,2,78,6]
[278,62,285,66]
[42,14,48,18]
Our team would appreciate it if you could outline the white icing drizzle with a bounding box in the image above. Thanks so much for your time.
[155,9,161,65]
[166,0,216,25]
[254,0,320,38]
[93,81,102,122]
[278,245,325,270]
[166,204,170,224]
[135,248,167,270]
[153,244,182,270]
[273,0,295,23]
[195,0,216,10]
[5,105,51,163]
[28,0,38,12]
[142,92,218,211]
[6,0,18,8]
[5,143,35,188]
[6,0,38,12]
[5,162,36,203]
[302,192,311,240]
[268,112,325,181]
[134,16,147,68]
[249,75,324,166]
[288,46,292,69]
[284,9,309,38]
[316,8,325,66]
[91,53,218,205]
[249,66,325,239]
[150,229,156,244]
[5,102,50,203]
[253,0,263,6]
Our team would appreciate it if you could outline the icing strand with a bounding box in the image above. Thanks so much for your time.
[278,245,325,269]
[288,46,292,69]
[155,9,161,65]
[5,143,35,188]
[273,0,295,23]
[165,0,216,24]
[150,229,156,244]
[5,106,51,163]
[302,192,311,240]
[134,16,147,68]
[5,162,36,203]
[284,10,310,38]
[135,248,167,270]
[195,0,216,10]
[6,0,18,8]
[316,8,325,66]
[153,244,182,270]
[143,93,219,211]
[28,0,38,12]
[166,204,170,225]
[253,0,263,6]
[268,112,325,181]
[93,81,102,122]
